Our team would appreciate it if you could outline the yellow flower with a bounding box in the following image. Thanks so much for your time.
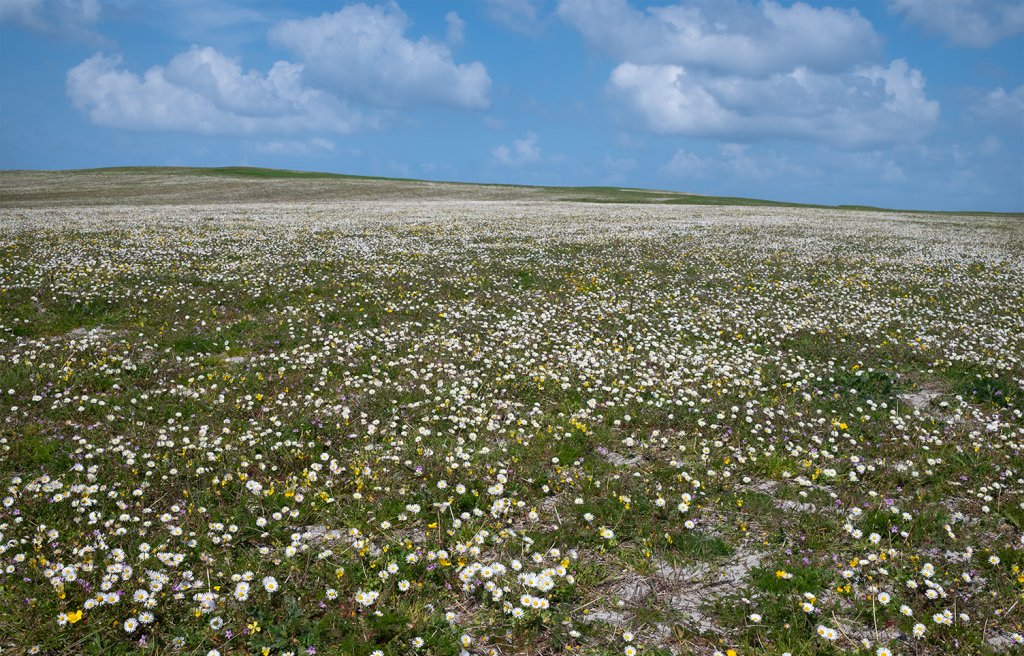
[248,620,261,633]
[67,610,83,624]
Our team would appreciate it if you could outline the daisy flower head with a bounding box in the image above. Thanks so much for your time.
[355,590,380,607]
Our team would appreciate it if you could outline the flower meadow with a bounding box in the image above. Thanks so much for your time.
[0,201,1022,655]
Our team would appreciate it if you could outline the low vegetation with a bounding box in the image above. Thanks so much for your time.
[0,198,1022,655]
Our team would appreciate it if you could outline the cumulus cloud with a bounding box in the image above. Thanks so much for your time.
[445,11,465,45]
[610,59,939,149]
[269,3,490,110]
[65,3,490,136]
[889,0,1024,47]
[0,0,107,44]
[560,0,939,149]
[483,0,545,35]
[970,84,1024,126]
[492,132,542,165]
[558,0,881,76]
[66,48,368,135]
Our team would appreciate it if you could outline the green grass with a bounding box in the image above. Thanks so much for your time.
[199,166,407,181]
[944,364,1022,408]
[663,531,735,559]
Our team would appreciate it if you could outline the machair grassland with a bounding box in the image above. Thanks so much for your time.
[1,177,1022,656]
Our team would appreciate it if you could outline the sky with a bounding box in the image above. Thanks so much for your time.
[1,0,1022,211]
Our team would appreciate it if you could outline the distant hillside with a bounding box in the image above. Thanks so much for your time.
[0,167,1016,215]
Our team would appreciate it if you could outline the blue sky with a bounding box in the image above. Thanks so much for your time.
[1,0,1022,211]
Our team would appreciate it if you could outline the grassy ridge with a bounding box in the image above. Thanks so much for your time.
[184,167,882,209]
[2,166,1021,215]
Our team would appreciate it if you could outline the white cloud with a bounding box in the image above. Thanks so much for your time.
[601,155,636,173]
[65,3,490,136]
[251,137,336,155]
[980,136,1003,154]
[445,10,465,45]
[664,143,801,180]
[970,84,1024,125]
[889,0,1024,47]
[663,143,910,186]
[881,160,907,183]
[483,115,506,130]
[492,132,542,165]
[609,59,939,149]
[269,3,490,110]
[717,143,804,180]
[0,0,106,44]
[662,149,707,177]
[158,1,270,43]
[600,155,637,183]
[483,0,545,35]
[558,0,881,76]
[66,48,369,135]
[560,0,938,149]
